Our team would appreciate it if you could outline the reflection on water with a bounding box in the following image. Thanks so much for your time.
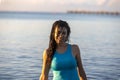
[0,13,120,80]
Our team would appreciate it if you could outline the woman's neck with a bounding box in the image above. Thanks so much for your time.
[57,43,67,48]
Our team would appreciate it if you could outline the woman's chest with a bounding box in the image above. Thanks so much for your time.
[51,53,77,70]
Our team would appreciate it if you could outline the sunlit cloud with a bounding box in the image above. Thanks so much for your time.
[0,0,119,12]
[0,0,43,5]
[97,0,106,6]
[107,0,120,7]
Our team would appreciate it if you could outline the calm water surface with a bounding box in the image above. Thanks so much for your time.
[0,13,120,80]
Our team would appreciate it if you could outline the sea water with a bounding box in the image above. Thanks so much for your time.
[0,12,120,80]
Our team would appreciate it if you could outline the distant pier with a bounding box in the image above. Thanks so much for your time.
[67,10,120,15]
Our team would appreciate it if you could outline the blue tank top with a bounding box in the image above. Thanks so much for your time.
[51,44,80,80]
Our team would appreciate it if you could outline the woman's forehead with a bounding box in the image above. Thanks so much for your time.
[55,27,67,32]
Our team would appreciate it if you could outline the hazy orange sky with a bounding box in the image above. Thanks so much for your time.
[0,0,120,12]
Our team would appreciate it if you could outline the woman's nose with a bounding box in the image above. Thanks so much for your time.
[59,33,62,37]
[59,33,63,37]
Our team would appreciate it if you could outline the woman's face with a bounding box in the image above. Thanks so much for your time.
[54,27,68,44]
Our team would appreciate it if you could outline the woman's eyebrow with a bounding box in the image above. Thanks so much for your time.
[57,28,67,34]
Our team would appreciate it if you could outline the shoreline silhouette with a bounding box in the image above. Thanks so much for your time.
[0,10,120,15]
[67,10,120,15]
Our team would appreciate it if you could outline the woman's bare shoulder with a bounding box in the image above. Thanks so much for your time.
[42,49,49,59]
[43,49,47,53]
[71,44,80,56]
[71,44,80,51]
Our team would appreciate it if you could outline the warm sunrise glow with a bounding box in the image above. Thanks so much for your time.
[0,0,119,12]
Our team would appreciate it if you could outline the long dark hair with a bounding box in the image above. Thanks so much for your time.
[46,20,71,65]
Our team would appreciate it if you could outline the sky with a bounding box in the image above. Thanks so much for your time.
[0,0,120,12]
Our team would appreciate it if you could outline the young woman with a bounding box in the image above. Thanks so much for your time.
[40,20,87,80]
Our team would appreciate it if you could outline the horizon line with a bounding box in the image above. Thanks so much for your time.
[0,10,120,15]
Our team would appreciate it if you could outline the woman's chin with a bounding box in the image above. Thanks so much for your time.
[58,41,65,45]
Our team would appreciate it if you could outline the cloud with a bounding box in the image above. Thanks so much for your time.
[96,0,107,6]
[107,0,120,7]
[106,0,120,12]
[0,0,119,12]
[1,0,44,5]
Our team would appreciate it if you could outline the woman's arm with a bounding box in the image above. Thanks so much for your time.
[72,45,87,80]
[39,50,50,80]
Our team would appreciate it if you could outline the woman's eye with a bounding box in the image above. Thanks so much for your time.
[57,31,66,36]
[57,32,61,35]
[62,32,66,35]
